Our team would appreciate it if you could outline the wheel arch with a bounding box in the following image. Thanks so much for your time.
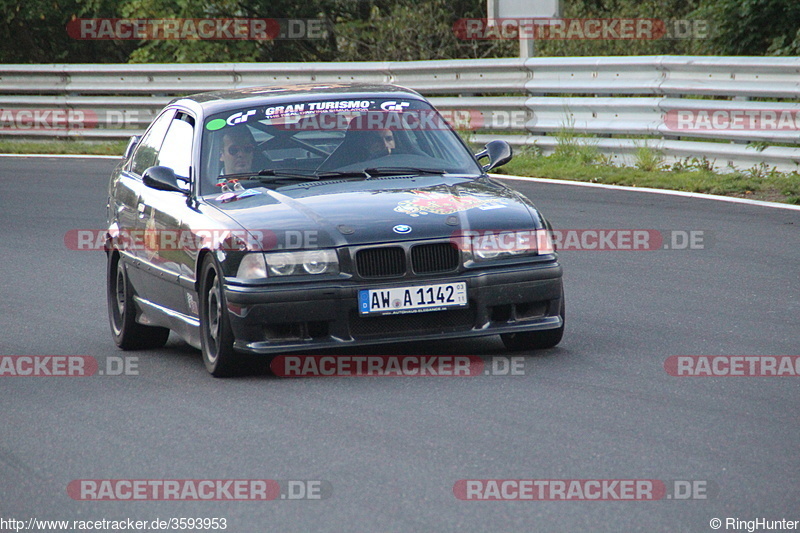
[195,249,213,292]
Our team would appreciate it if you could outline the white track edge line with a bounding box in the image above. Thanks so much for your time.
[493,174,800,212]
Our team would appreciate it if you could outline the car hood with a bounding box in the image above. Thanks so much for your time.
[204,175,544,250]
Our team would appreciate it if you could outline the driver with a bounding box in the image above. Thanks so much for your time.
[219,127,257,176]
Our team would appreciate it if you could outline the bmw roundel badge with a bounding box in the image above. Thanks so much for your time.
[393,224,412,234]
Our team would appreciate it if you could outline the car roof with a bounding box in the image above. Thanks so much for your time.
[169,83,426,117]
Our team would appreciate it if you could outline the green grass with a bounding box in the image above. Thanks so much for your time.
[0,139,127,156]
[494,148,800,205]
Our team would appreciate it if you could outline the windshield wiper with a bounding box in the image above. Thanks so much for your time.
[312,167,447,180]
[314,170,370,179]
[220,169,320,182]
[363,167,446,178]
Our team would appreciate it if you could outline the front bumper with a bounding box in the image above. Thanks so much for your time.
[224,261,563,355]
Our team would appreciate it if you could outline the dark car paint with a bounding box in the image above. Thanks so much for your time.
[106,83,563,355]
[206,175,547,250]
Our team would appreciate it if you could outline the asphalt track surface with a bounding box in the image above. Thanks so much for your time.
[1,157,798,532]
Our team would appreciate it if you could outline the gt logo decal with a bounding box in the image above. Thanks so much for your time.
[226,109,257,126]
[380,101,411,112]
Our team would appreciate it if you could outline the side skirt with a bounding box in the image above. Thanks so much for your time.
[133,295,202,350]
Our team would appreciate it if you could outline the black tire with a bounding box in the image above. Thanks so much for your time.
[107,252,170,350]
[501,296,565,351]
[199,255,244,377]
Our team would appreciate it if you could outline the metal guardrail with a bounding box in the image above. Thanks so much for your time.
[1,56,799,171]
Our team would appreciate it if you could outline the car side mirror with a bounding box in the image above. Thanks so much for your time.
[475,140,513,171]
[143,166,186,193]
[124,135,141,160]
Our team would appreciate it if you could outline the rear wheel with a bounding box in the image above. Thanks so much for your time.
[199,256,244,377]
[107,252,170,350]
[501,296,565,351]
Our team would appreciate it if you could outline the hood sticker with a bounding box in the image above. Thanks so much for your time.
[394,190,507,217]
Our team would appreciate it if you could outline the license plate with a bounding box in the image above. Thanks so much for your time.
[359,282,468,316]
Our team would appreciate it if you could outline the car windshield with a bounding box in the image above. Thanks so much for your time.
[199,97,482,195]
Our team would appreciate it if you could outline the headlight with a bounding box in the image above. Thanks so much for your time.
[265,249,339,276]
[470,230,554,261]
[236,253,268,279]
[267,252,297,276]
[301,250,335,274]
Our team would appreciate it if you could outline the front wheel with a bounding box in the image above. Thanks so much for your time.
[199,256,244,377]
[501,297,565,351]
[107,252,170,350]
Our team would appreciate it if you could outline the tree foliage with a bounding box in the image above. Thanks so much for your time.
[0,0,797,63]
[694,0,800,55]
[536,0,705,56]
[0,0,136,62]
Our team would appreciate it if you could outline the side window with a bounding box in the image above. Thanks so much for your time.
[131,110,174,175]
[157,113,195,179]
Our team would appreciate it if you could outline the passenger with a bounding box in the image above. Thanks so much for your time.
[380,129,395,154]
[364,130,391,159]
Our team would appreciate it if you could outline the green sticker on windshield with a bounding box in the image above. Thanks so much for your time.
[205,118,227,131]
